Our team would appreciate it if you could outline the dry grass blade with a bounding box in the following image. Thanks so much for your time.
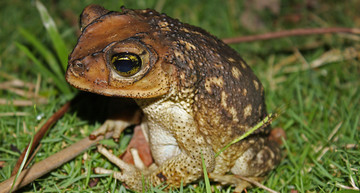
[0,112,30,117]
[327,122,342,141]
[282,47,359,73]
[335,182,360,191]
[0,80,36,89]
[0,85,35,98]
[315,122,342,161]
[0,74,48,106]
[0,98,48,106]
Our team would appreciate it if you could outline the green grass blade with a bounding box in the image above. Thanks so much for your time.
[0,147,20,156]
[215,113,276,157]
[16,42,71,94]
[201,153,211,193]
[9,136,34,193]
[18,27,64,79]
[35,0,68,71]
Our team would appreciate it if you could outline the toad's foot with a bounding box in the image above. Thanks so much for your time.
[95,145,157,189]
[95,145,141,188]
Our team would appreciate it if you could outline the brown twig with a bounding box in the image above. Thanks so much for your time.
[222,27,360,44]
[0,80,36,89]
[0,132,113,193]
[0,86,36,98]
[10,100,72,176]
[0,78,48,106]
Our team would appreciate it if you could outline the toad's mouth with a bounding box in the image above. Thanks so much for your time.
[66,54,172,99]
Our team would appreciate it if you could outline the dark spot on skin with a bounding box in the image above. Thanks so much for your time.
[156,172,167,182]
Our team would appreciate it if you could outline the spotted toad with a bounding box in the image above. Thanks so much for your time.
[66,5,281,191]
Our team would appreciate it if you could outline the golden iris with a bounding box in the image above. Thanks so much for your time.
[111,53,142,77]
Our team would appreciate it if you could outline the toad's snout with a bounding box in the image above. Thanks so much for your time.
[66,54,110,89]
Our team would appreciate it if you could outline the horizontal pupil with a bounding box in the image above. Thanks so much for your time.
[114,59,135,72]
[111,53,141,76]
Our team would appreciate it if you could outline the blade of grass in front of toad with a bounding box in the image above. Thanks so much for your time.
[215,113,277,157]
[35,0,68,71]
[201,152,212,193]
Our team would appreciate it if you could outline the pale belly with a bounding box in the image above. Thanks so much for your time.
[141,119,181,165]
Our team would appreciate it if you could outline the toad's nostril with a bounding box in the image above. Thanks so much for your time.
[74,60,84,68]
[71,60,86,76]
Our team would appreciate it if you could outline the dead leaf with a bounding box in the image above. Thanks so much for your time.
[120,125,153,167]
[283,47,360,73]
[269,128,286,145]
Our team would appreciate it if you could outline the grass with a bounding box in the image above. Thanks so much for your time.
[1,0,359,192]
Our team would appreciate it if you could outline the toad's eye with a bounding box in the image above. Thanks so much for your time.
[111,53,142,77]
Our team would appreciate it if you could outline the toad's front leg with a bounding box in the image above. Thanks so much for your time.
[95,105,215,191]
[96,136,214,191]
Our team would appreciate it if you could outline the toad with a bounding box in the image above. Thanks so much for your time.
[66,5,281,191]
